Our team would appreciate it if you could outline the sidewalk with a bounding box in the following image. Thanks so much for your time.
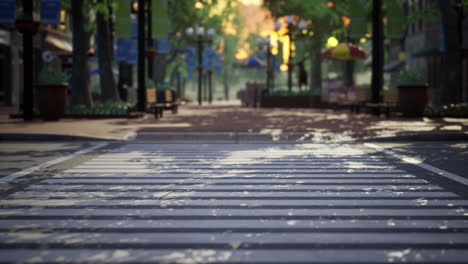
[1,103,467,141]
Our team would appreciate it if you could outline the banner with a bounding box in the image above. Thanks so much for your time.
[272,55,280,72]
[131,17,138,39]
[0,0,15,24]
[41,0,61,24]
[386,0,406,39]
[127,40,138,64]
[202,46,215,72]
[152,0,169,38]
[213,53,222,73]
[349,0,368,39]
[115,39,130,63]
[186,47,196,79]
[115,0,131,38]
[156,38,171,54]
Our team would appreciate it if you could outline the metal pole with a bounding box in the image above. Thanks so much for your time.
[266,44,272,93]
[137,0,146,112]
[208,70,213,104]
[197,37,203,105]
[288,32,293,93]
[371,0,383,105]
[23,0,34,121]
[146,0,154,79]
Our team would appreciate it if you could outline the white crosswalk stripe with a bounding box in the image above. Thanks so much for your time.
[0,143,467,263]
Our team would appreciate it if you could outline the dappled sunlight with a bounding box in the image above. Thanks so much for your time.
[134,105,468,141]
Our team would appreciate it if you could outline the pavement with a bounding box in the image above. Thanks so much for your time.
[1,102,468,263]
[1,102,468,142]
[0,142,468,263]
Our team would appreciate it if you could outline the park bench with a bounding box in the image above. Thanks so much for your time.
[365,88,399,117]
[146,89,180,119]
[238,81,265,107]
[343,88,370,113]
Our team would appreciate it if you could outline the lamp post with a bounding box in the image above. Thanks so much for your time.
[272,20,282,92]
[185,26,215,105]
[296,20,308,91]
[257,35,272,94]
[286,15,295,93]
[137,0,146,112]
[285,16,308,93]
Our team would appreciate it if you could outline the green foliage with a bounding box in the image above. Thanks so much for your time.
[38,66,66,85]
[397,67,427,86]
[424,104,468,117]
[67,101,134,116]
[146,79,156,89]
[269,90,319,96]
[156,82,175,91]
[264,0,356,50]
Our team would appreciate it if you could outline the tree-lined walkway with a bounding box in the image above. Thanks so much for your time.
[1,104,467,141]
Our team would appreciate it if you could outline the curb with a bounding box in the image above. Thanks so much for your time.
[0,133,115,142]
[134,132,468,143]
[360,132,468,142]
[1,132,467,143]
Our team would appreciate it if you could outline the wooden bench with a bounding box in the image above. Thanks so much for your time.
[146,89,180,119]
[365,89,399,117]
[343,88,370,113]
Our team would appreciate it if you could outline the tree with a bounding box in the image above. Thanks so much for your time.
[264,0,353,92]
[95,0,120,101]
[165,0,241,98]
[438,0,464,104]
[70,0,93,106]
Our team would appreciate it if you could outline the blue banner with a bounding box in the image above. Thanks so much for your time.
[186,47,196,79]
[213,53,222,73]
[202,46,215,72]
[156,38,171,54]
[0,0,15,24]
[131,17,138,39]
[41,0,61,25]
[272,55,280,72]
[127,40,138,64]
[115,38,130,63]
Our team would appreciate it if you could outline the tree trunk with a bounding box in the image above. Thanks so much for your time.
[71,0,92,106]
[371,0,384,104]
[96,1,119,102]
[309,50,322,93]
[438,0,462,104]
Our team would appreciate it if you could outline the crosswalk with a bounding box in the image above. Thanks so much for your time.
[0,143,467,263]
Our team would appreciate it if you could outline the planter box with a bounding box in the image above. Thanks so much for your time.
[397,85,428,117]
[260,95,322,108]
[36,84,68,121]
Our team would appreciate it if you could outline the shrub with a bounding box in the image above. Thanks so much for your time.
[67,101,134,116]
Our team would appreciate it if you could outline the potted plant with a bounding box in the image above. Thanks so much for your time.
[36,65,68,120]
[397,67,429,117]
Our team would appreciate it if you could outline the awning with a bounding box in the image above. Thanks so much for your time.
[44,33,72,53]
[412,44,443,57]
[384,60,405,72]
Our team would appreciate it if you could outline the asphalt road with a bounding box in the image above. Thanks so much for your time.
[377,142,468,179]
[0,141,467,263]
[0,142,94,177]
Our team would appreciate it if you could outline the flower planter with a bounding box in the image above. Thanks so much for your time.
[397,85,428,117]
[260,95,322,108]
[15,18,40,34]
[36,84,68,121]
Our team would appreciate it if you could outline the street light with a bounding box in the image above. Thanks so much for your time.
[186,26,215,105]
[257,35,273,94]
[284,17,308,93]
